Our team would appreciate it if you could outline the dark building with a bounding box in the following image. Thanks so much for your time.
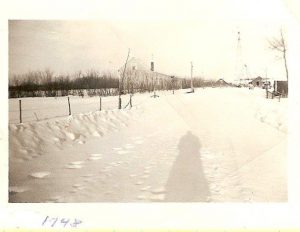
[274,80,288,97]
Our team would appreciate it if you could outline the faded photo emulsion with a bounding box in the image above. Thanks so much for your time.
[8,20,287,203]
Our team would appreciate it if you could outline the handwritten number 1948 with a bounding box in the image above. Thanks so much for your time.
[42,216,82,228]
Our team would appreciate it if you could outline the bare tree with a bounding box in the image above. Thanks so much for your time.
[118,48,130,109]
[268,29,288,83]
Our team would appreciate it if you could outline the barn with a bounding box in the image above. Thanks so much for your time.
[249,76,264,87]
[215,79,230,87]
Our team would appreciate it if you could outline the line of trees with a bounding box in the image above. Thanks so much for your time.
[9,69,219,98]
[9,70,119,98]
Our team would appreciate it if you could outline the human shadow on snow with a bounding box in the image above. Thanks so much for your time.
[164,131,211,202]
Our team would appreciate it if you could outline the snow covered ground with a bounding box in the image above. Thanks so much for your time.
[9,94,145,124]
[8,87,287,202]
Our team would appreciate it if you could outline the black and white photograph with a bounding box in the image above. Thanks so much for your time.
[2,0,300,230]
[8,18,289,203]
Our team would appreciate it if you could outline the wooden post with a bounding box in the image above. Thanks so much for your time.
[118,96,122,109]
[100,96,102,111]
[19,99,22,123]
[68,97,71,115]
[172,80,174,94]
[130,95,132,108]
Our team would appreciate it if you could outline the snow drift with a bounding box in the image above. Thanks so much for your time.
[9,108,138,163]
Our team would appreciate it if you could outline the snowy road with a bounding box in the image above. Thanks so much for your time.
[9,88,287,202]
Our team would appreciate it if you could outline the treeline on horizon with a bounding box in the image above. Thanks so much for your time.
[9,69,223,98]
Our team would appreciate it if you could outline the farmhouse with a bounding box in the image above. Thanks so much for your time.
[118,57,173,93]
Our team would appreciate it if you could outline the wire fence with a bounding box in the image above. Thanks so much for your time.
[9,88,188,124]
[8,93,150,124]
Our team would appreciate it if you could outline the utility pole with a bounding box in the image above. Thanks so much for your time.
[190,61,194,92]
[171,76,175,94]
[265,67,269,97]
[151,54,158,98]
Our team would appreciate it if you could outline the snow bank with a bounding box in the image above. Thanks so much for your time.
[9,88,287,164]
[229,88,287,133]
[9,108,138,162]
[250,89,288,134]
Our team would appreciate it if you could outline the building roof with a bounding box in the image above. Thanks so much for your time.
[215,79,229,84]
[119,57,149,72]
[119,57,171,79]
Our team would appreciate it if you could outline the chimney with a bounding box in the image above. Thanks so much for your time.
[151,61,154,71]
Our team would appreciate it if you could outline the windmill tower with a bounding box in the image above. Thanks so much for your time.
[235,31,245,85]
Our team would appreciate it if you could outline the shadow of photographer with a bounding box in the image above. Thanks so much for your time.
[164,131,211,202]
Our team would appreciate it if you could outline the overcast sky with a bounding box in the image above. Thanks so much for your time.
[8,0,298,82]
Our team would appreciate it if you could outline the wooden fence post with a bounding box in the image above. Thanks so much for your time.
[68,97,71,115]
[100,96,102,111]
[130,94,132,108]
[118,96,122,109]
[19,99,22,123]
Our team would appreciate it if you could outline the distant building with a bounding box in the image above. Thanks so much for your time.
[249,76,264,87]
[215,79,230,87]
[118,57,172,93]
